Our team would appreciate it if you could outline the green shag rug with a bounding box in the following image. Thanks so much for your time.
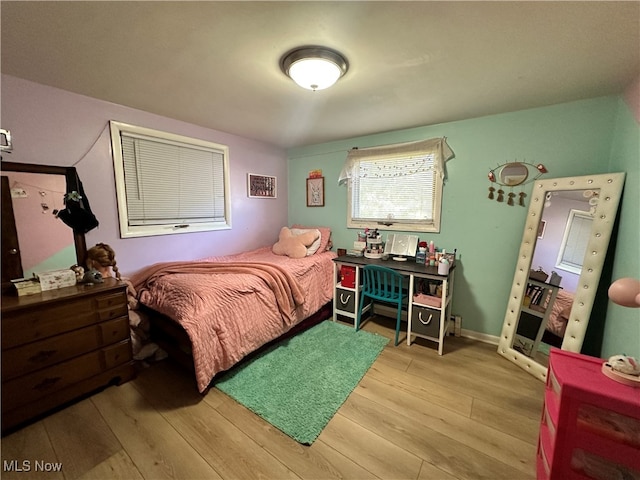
[215,320,389,444]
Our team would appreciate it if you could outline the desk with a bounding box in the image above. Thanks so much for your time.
[332,256,457,354]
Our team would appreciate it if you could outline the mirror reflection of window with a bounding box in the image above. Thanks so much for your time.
[556,210,593,274]
[532,189,597,294]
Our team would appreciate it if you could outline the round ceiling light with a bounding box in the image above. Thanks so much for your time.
[280,46,348,91]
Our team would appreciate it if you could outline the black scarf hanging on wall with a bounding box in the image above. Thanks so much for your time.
[55,168,99,234]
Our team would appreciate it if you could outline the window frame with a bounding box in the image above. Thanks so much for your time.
[110,121,232,238]
[555,208,593,274]
[346,149,445,233]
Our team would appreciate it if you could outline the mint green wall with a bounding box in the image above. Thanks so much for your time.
[603,98,640,359]
[288,96,628,344]
[23,245,77,279]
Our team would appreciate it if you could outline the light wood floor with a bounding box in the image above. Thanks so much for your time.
[1,317,545,480]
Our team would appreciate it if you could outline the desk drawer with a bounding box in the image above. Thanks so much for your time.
[336,288,356,314]
[411,305,440,338]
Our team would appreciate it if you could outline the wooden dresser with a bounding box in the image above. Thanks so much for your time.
[1,278,135,433]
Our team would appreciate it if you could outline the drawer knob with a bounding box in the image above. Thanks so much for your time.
[33,376,61,392]
[28,350,56,364]
[419,312,433,325]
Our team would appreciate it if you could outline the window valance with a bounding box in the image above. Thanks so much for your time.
[338,137,454,185]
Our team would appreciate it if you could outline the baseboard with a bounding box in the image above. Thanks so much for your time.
[458,329,500,345]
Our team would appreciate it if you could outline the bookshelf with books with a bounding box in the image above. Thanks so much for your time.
[513,278,561,357]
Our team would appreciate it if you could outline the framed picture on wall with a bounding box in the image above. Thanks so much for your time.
[306,177,324,207]
[537,220,546,239]
[247,173,277,198]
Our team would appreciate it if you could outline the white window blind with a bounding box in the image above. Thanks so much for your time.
[351,154,435,223]
[556,209,592,273]
[340,137,454,233]
[110,121,231,238]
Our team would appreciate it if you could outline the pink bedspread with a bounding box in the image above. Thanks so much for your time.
[546,290,574,338]
[131,247,336,392]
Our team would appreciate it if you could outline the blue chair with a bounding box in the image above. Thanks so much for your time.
[356,265,407,346]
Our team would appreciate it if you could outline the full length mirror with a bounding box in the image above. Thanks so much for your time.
[497,173,626,381]
[1,162,87,289]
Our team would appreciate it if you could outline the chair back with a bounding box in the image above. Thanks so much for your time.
[361,265,406,303]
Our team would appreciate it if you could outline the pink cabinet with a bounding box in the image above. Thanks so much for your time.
[538,348,640,480]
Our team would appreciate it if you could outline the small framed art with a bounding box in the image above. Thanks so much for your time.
[306,177,325,207]
[537,220,546,239]
[247,173,277,198]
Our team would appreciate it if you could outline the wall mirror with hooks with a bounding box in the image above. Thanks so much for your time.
[498,162,529,186]
[497,172,626,381]
[1,161,87,291]
[487,161,548,206]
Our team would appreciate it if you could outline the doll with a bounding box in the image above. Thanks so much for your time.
[86,243,121,281]
[85,243,166,362]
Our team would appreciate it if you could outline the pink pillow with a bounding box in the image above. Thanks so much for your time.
[291,224,331,253]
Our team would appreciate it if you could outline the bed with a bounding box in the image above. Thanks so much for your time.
[131,230,336,393]
[542,290,574,347]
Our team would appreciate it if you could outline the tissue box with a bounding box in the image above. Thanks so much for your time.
[37,269,76,291]
[11,278,42,296]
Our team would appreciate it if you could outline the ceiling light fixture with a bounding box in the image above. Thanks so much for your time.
[280,46,348,91]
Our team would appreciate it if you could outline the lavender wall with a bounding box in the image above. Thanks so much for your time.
[532,195,591,294]
[1,75,289,276]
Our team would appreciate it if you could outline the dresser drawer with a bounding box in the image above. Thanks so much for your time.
[2,317,129,380]
[335,288,356,314]
[2,339,132,411]
[102,340,133,370]
[2,349,103,411]
[411,305,441,338]
[99,316,130,345]
[1,292,127,349]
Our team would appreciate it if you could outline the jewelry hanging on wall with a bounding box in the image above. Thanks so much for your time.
[518,192,527,206]
[487,160,548,207]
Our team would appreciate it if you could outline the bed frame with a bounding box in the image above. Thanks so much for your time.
[144,301,333,392]
[542,329,563,348]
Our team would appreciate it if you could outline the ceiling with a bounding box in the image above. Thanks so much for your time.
[2,1,639,149]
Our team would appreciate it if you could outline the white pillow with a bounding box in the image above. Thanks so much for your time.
[291,228,321,256]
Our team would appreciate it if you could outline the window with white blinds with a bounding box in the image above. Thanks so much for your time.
[346,140,449,233]
[351,154,436,222]
[556,209,592,274]
[110,121,231,238]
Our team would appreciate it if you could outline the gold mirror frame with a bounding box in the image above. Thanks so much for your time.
[497,172,626,381]
[498,162,529,186]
